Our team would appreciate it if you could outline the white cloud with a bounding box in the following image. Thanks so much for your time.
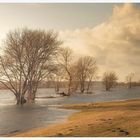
[59,4,140,81]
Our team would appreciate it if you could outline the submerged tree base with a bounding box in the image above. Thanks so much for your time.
[16,97,27,105]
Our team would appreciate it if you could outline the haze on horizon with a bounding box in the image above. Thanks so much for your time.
[0,3,140,82]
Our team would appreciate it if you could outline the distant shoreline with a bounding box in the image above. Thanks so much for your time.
[7,98,140,137]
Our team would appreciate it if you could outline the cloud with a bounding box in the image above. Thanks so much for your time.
[59,4,140,81]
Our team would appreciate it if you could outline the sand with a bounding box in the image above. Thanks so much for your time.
[7,99,140,137]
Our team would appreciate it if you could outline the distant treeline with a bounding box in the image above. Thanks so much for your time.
[0,81,140,90]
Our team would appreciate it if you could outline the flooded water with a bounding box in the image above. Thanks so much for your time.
[0,104,76,135]
[0,85,140,135]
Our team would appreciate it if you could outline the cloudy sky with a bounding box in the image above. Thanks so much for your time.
[0,3,140,81]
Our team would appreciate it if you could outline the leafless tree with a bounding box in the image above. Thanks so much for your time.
[58,47,74,95]
[48,64,64,93]
[76,56,97,93]
[0,28,61,104]
[66,62,80,93]
[126,73,134,89]
[102,71,118,91]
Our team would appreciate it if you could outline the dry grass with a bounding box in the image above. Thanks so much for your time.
[7,99,140,137]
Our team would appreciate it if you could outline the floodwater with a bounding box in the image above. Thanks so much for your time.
[0,85,140,135]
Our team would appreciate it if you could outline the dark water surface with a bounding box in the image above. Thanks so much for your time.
[0,86,140,135]
[0,104,76,135]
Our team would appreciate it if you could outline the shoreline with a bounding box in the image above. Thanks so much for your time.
[5,98,140,137]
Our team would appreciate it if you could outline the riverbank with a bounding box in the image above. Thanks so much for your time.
[8,99,140,137]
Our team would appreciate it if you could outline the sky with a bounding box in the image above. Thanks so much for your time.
[0,3,140,82]
[0,3,121,37]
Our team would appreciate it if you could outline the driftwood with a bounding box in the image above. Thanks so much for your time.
[57,92,69,96]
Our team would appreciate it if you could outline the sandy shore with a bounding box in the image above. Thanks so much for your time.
[7,99,140,137]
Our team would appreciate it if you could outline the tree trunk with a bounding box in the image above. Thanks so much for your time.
[106,85,110,91]
[106,86,109,91]
[80,81,85,93]
[105,81,110,91]
[86,80,92,93]
[16,96,20,105]
[27,92,35,103]
[81,88,85,93]
[67,77,72,96]
[27,81,38,103]
[27,89,36,103]
[55,80,60,93]
[16,94,26,105]
[27,86,37,103]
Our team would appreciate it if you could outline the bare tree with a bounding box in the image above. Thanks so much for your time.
[76,56,97,93]
[48,64,64,93]
[58,47,73,95]
[0,28,61,104]
[102,71,118,91]
[86,61,98,93]
[126,73,134,89]
[68,63,80,93]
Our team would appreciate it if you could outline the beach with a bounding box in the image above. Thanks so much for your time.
[9,98,140,137]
